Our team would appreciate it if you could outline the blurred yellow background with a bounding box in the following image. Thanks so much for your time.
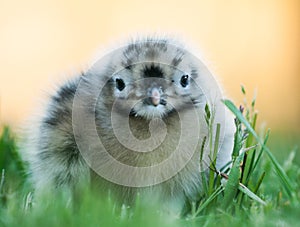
[0,0,299,131]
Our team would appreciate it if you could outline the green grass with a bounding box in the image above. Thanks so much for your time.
[0,88,299,226]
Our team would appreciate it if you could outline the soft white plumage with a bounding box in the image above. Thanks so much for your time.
[22,36,235,211]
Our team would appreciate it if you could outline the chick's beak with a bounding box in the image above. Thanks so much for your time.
[150,87,161,106]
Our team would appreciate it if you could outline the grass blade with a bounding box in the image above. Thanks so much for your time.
[238,183,266,205]
[244,149,256,185]
[194,185,224,216]
[223,99,295,198]
[208,124,221,195]
[221,152,244,209]
[200,136,208,195]
[252,129,270,172]
[254,172,266,194]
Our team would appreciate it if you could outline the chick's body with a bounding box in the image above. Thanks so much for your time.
[23,37,235,208]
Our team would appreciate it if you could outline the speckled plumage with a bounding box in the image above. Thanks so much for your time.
[22,36,235,210]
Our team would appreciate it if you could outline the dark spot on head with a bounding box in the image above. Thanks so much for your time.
[153,40,168,51]
[125,43,139,53]
[121,60,133,70]
[171,57,183,67]
[190,69,198,78]
[171,49,184,66]
[143,65,164,78]
[145,49,157,59]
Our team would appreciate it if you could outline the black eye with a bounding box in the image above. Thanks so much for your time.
[116,78,125,91]
[180,75,189,88]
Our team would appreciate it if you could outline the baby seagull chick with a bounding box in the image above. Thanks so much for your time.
[23,36,235,209]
